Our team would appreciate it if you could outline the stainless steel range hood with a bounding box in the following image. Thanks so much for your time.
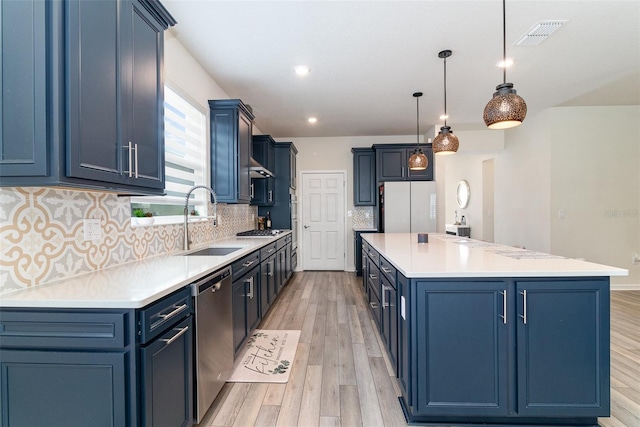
[249,157,275,179]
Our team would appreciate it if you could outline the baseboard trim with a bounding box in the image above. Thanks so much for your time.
[611,284,640,291]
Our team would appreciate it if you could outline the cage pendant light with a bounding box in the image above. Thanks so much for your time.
[483,0,527,129]
[433,50,459,155]
[408,92,428,171]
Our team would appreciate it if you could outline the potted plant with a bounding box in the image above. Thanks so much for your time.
[133,208,154,225]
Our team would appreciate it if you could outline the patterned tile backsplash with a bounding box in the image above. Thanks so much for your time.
[352,206,375,229]
[0,187,257,293]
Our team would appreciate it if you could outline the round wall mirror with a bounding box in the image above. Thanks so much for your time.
[456,180,470,208]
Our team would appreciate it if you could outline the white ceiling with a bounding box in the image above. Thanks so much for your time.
[163,0,640,138]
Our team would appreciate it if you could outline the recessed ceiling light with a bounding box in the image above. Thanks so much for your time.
[439,114,449,121]
[307,117,317,124]
[295,65,310,76]
[497,58,514,68]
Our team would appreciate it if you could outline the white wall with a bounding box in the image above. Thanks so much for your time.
[549,106,639,287]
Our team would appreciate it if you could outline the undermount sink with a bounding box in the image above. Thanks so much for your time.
[184,247,241,256]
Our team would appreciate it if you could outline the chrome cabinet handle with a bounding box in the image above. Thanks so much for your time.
[243,260,255,267]
[401,166,405,177]
[368,274,377,280]
[381,285,388,309]
[159,304,188,321]
[162,326,189,346]
[369,302,379,309]
[520,290,527,324]
[381,266,392,273]
[267,248,274,253]
[268,260,274,276]
[246,277,254,299]
[127,142,133,177]
[134,143,139,178]
[500,290,507,324]
[268,190,273,202]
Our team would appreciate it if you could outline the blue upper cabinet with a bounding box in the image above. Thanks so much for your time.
[251,135,276,206]
[209,99,254,204]
[374,144,434,182]
[0,0,175,195]
[352,148,376,206]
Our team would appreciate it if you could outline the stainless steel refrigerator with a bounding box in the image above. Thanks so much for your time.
[379,181,437,233]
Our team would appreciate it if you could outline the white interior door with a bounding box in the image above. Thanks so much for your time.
[301,172,346,270]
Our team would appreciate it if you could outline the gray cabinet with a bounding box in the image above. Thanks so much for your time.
[0,0,174,195]
[374,145,433,182]
[352,148,376,205]
[209,99,254,204]
[231,251,261,354]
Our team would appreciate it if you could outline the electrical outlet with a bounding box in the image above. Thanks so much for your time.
[633,253,640,265]
[558,209,565,219]
[347,210,352,218]
[83,219,101,241]
[365,212,370,219]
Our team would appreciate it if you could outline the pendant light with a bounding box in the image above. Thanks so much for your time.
[433,50,459,155]
[483,0,527,129]
[408,92,428,171]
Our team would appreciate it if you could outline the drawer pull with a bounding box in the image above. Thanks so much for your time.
[520,290,527,324]
[381,266,392,273]
[500,290,507,324]
[369,302,379,309]
[159,304,188,322]
[381,285,388,309]
[368,274,378,280]
[243,260,255,267]
[161,326,189,346]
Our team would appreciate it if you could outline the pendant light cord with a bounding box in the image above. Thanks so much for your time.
[502,0,507,84]
[416,96,420,147]
[443,55,448,127]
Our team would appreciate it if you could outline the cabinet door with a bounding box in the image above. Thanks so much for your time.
[397,273,411,404]
[141,317,193,427]
[245,267,261,334]
[381,280,398,373]
[516,279,610,417]
[352,149,376,205]
[0,0,48,177]
[260,256,275,315]
[367,261,381,330]
[238,112,252,203]
[377,148,406,181]
[232,279,247,354]
[0,350,128,426]
[414,280,509,416]
[66,0,124,184]
[122,0,164,189]
[290,148,297,189]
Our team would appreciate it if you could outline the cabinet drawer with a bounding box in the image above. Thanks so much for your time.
[286,234,292,244]
[232,251,260,279]
[260,242,277,260]
[380,257,397,288]
[276,236,288,250]
[367,247,380,265]
[0,309,130,349]
[139,287,192,344]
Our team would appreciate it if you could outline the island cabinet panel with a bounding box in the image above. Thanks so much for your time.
[515,279,610,417]
[396,272,411,405]
[413,280,509,417]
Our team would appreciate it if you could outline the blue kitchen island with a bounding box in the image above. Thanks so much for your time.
[361,233,627,427]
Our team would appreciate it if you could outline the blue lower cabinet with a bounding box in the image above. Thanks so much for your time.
[516,279,610,417]
[1,350,128,426]
[414,280,509,417]
[396,273,411,405]
[232,265,261,355]
[141,317,193,427]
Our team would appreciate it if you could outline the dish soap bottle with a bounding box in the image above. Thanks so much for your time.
[266,211,272,229]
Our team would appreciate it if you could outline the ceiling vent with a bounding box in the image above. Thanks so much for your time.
[516,20,567,46]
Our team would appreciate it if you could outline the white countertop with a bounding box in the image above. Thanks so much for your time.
[0,232,291,309]
[363,233,628,279]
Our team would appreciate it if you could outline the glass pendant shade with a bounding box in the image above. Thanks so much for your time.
[433,126,459,155]
[483,83,527,129]
[408,148,428,170]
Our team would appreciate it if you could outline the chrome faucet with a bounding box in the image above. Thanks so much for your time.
[184,185,218,251]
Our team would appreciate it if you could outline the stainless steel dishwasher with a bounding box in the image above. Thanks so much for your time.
[191,266,233,423]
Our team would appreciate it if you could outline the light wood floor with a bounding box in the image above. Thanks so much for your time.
[196,272,640,427]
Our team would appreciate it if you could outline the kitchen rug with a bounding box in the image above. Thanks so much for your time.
[228,330,300,383]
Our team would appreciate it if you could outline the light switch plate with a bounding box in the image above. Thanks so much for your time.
[84,219,101,241]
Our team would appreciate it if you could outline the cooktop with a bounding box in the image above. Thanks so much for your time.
[236,229,282,238]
